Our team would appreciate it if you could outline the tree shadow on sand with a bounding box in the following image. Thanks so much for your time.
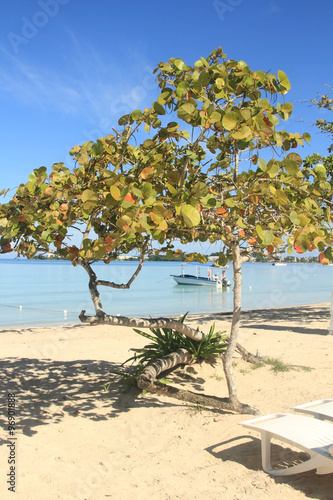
[206,436,333,499]
[0,356,180,442]
[193,305,331,336]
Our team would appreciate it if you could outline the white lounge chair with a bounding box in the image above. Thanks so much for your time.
[240,413,333,476]
[292,399,333,422]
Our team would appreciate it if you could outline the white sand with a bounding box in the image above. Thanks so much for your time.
[1,303,333,499]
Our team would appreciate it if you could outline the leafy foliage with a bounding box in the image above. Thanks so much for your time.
[125,315,228,366]
[302,86,333,264]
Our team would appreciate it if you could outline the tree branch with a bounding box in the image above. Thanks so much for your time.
[79,311,208,342]
[97,237,149,289]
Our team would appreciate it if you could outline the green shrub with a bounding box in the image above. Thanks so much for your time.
[125,314,228,366]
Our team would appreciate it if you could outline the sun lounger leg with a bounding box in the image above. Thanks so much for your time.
[260,433,333,476]
[261,431,273,473]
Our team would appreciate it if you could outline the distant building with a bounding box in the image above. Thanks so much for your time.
[117,255,138,260]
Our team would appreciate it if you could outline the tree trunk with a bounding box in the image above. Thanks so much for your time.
[79,240,149,316]
[80,260,105,317]
[222,242,242,406]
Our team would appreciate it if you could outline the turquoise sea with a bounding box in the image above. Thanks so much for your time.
[0,259,332,328]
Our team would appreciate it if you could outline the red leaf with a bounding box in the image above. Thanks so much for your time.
[294,244,304,254]
[124,193,135,203]
[216,207,228,218]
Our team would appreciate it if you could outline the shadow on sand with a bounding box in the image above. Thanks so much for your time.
[192,304,331,336]
[206,436,333,499]
[0,356,181,442]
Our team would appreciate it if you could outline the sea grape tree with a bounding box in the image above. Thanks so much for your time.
[1,47,332,413]
[148,48,333,405]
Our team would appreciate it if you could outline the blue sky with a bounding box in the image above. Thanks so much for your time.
[0,0,332,255]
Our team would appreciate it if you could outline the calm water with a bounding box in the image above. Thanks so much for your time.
[0,259,332,328]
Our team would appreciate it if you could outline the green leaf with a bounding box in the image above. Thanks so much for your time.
[199,71,210,86]
[157,90,172,105]
[225,198,236,207]
[153,102,166,115]
[303,132,311,143]
[131,109,142,121]
[258,98,270,108]
[255,225,263,238]
[159,378,172,385]
[82,190,98,203]
[118,114,130,126]
[200,56,209,68]
[298,214,310,227]
[166,250,174,260]
[284,159,298,175]
[215,77,225,89]
[290,211,300,224]
[177,102,197,121]
[174,58,187,71]
[267,160,280,177]
[276,190,289,205]
[232,125,252,140]
[237,217,247,229]
[28,172,37,183]
[258,158,267,172]
[181,205,201,228]
[286,153,302,169]
[175,82,189,97]
[209,111,223,123]
[314,164,327,177]
[222,111,239,131]
[110,185,121,201]
[262,230,274,245]
[278,70,291,93]
[278,102,293,119]
[179,102,196,115]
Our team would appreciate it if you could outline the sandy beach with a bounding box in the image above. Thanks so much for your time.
[1,302,333,500]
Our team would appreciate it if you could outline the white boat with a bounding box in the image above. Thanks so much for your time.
[171,263,231,287]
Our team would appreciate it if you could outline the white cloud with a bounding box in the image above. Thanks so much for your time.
[0,32,156,121]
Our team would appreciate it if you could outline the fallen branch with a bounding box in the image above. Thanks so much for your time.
[236,343,264,363]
